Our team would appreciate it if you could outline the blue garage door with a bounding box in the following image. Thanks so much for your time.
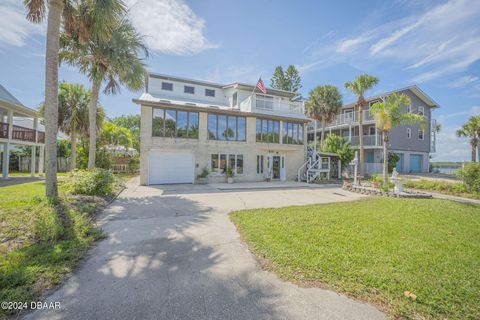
[409,154,423,173]
[396,153,404,173]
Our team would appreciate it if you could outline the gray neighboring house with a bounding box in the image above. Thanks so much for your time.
[308,86,439,174]
[0,84,45,178]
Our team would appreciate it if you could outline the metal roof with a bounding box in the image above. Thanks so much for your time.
[0,84,39,117]
[0,84,24,107]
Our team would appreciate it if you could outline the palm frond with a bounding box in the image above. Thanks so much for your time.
[24,0,46,23]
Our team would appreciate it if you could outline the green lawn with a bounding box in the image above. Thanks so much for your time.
[231,198,480,319]
[0,180,109,319]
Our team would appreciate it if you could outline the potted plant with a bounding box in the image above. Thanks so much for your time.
[196,167,209,184]
[225,167,234,184]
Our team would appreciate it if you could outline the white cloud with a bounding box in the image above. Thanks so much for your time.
[436,106,480,122]
[447,76,479,88]
[126,0,219,55]
[0,1,44,47]
[434,125,472,162]
[336,33,372,53]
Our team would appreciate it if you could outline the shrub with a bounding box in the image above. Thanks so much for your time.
[197,167,209,179]
[321,134,355,168]
[65,169,116,197]
[457,162,480,193]
[387,152,400,173]
[128,156,140,173]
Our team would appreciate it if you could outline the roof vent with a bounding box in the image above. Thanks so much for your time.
[185,103,197,106]
[159,99,171,104]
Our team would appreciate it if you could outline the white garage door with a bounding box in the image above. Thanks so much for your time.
[148,151,194,184]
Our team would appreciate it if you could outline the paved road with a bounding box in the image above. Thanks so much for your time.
[26,180,384,320]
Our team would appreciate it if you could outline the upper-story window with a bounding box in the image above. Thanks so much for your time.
[418,106,425,116]
[407,128,411,139]
[152,107,199,139]
[255,94,274,111]
[406,105,412,113]
[205,89,215,97]
[283,121,304,145]
[208,114,246,141]
[369,126,376,135]
[162,82,173,91]
[256,118,279,143]
[184,86,195,94]
[418,129,424,140]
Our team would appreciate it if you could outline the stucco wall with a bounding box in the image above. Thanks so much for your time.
[140,105,307,185]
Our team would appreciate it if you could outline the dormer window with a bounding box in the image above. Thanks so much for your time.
[162,82,173,91]
[205,89,215,97]
[184,86,195,94]
[406,105,411,113]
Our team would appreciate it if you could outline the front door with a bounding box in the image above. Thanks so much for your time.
[272,156,281,180]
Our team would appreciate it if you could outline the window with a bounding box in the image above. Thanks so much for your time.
[207,114,246,141]
[256,118,279,143]
[257,155,264,174]
[205,89,215,97]
[418,129,424,140]
[211,154,219,174]
[184,86,195,94]
[211,154,244,175]
[406,105,412,113]
[418,106,425,116]
[255,94,274,111]
[232,92,238,108]
[407,128,411,139]
[152,108,199,139]
[161,82,173,91]
[282,121,304,145]
[369,126,376,135]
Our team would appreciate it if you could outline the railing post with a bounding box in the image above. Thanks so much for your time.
[33,117,39,143]
[375,127,378,146]
[7,110,13,141]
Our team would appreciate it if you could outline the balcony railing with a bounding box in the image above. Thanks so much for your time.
[0,122,8,139]
[308,110,375,130]
[350,135,383,147]
[0,122,45,143]
[241,95,305,116]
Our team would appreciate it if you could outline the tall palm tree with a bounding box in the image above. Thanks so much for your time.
[24,0,124,195]
[370,93,426,184]
[345,74,379,178]
[24,0,67,196]
[60,15,147,169]
[305,85,343,147]
[456,116,480,162]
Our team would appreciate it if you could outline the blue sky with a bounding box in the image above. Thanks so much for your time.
[0,0,479,161]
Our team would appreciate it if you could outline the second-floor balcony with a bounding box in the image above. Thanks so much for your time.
[240,95,305,117]
[308,110,375,130]
[350,135,383,147]
[0,122,45,143]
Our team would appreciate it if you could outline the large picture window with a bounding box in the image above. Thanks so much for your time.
[152,108,199,139]
[208,114,246,141]
[211,154,244,175]
[256,118,279,143]
[282,121,304,145]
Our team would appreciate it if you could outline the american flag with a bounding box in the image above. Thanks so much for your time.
[255,77,267,94]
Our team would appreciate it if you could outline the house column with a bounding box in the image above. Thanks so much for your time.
[375,127,379,146]
[279,120,283,144]
[338,159,342,178]
[38,145,44,177]
[33,117,39,143]
[348,125,352,141]
[2,110,13,179]
[30,145,37,177]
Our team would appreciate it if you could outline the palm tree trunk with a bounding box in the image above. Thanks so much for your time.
[472,142,477,162]
[358,103,365,177]
[383,131,388,184]
[320,119,326,148]
[70,128,77,171]
[44,0,64,197]
[87,79,101,169]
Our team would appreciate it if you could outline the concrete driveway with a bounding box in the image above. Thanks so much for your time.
[26,180,384,320]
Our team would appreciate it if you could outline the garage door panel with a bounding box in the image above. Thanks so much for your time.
[149,151,194,184]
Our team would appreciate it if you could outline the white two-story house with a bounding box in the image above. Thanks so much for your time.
[134,73,310,185]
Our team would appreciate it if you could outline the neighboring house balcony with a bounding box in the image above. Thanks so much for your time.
[0,122,45,144]
[308,110,376,131]
[240,94,305,118]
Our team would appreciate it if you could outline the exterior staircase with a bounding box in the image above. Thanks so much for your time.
[298,147,331,183]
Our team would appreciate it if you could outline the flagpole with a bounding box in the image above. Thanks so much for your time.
[250,74,262,97]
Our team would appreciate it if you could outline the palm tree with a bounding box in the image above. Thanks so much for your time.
[24,0,67,196]
[24,0,124,195]
[39,83,105,170]
[456,116,480,162]
[305,85,343,147]
[60,15,147,169]
[370,93,426,184]
[345,74,379,178]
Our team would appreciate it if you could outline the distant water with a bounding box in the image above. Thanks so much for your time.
[433,167,459,175]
